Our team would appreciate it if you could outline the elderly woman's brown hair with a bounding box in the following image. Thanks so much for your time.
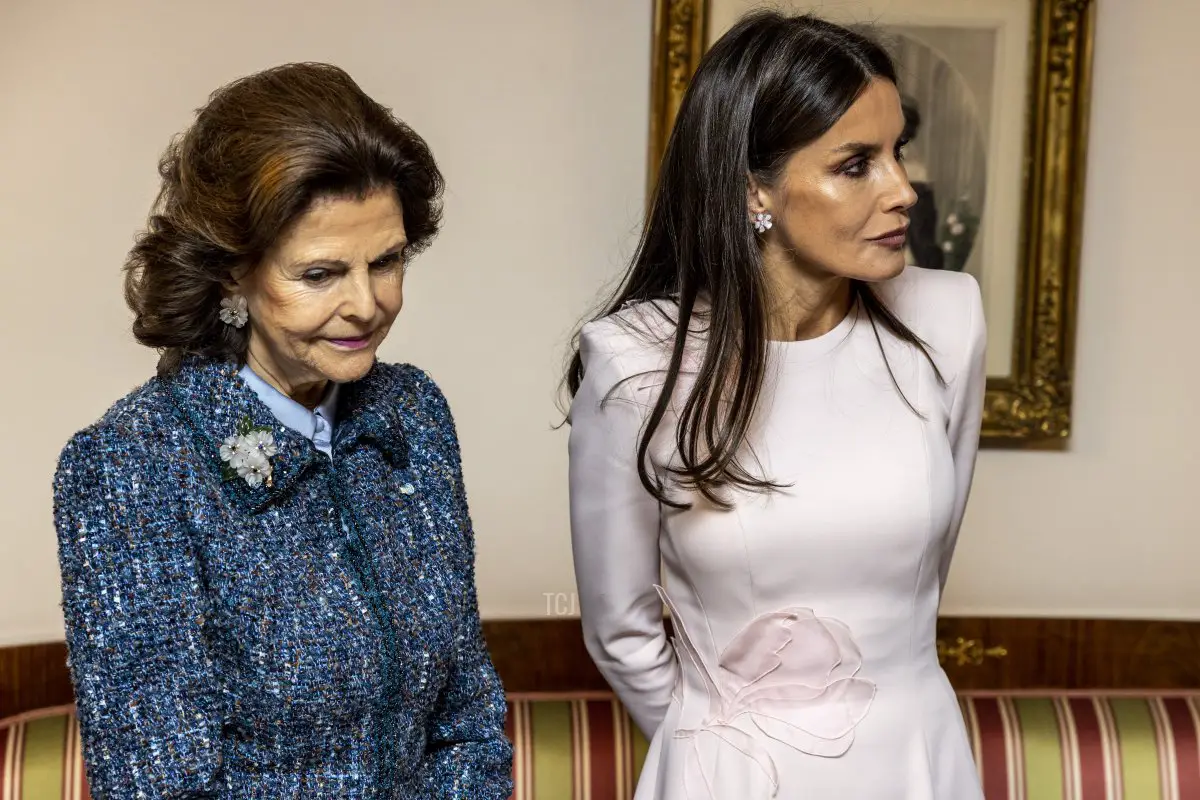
[124,62,443,374]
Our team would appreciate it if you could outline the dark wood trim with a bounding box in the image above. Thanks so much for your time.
[6,617,1200,719]
[932,617,1200,691]
[0,641,73,721]
[482,620,608,694]
[483,616,1200,695]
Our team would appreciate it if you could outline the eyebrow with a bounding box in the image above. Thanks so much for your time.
[290,239,409,271]
[830,141,880,155]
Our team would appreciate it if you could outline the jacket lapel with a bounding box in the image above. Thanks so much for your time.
[164,358,324,512]
[332,365,409,469]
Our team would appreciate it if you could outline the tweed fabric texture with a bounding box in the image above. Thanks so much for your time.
[52,357,513,798]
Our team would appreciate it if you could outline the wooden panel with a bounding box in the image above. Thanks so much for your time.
[482,619,610,694]
[0,641,72,720]
[486,616,1200,695]
[935,617,1200,691]
[6,617,1200,718]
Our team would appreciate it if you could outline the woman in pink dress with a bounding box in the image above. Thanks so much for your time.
[565,11,986,799]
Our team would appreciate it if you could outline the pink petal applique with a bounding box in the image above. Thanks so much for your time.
[739,677,876,736]
[749,712,856,758]
[765,615,846,684]
[679,721,780,792]
[740,677,876,758]
[656,585,879,797]
[814,617,864,680]
[718,611,876,759]
[718,608,843,696]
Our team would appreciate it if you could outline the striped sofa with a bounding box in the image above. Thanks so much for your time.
[4,693,1199,799]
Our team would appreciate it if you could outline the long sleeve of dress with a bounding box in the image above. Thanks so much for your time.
[53,429,226,799]
[568,323,678,739]
[412,370,514,799]
[939,275,988,592]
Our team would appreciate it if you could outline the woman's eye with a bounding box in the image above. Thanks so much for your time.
[372,252,403,270]
[302,269,331,284]
[841,157,869,177]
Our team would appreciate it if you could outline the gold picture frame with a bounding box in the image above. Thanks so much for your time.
[646,0,1095,446]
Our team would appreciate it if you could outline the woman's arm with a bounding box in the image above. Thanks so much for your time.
[939,275,987,591]
[409,369,513,799]
[568,323,677,738]
[54,428,226,798]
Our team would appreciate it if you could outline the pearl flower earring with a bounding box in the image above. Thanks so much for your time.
[219,295,249,328]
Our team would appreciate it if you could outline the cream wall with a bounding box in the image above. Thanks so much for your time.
[0,0,1196,647]
[944,0,1200,618]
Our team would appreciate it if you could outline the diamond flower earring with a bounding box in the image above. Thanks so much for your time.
[219,295,249,328]
[752,211,774,234]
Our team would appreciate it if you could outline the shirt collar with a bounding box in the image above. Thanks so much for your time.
[238,363,339,450]
[163,357,407,513]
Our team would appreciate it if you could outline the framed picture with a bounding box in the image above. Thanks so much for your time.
[646,0,1095,445]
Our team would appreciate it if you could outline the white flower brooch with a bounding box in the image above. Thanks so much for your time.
[220,417,278,487]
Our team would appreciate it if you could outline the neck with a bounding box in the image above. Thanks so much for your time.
[760,252,853,342]
[246,348,328,410]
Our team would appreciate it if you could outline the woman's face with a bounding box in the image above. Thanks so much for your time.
[234,189,407,399]
[750,78,917,284]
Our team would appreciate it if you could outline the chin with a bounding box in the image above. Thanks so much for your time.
[318,350,378,384]
[848,252,907,283]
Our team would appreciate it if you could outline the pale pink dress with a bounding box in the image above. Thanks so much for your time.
[568,267,987,799]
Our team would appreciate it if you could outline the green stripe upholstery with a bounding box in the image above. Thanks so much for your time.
[0,706,87,800]
[3,695,1199,799]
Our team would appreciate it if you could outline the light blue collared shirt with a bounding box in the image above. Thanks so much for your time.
[239,365,339,457]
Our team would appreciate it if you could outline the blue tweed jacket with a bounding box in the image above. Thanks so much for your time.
[53,357,513,798]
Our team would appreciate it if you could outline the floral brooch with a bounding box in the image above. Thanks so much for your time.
[220,416,277,487]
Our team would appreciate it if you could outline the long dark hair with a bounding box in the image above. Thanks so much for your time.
[565,12,942,509]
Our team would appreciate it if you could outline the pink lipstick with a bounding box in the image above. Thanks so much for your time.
[327,335,373,351]
[868,225,908,250]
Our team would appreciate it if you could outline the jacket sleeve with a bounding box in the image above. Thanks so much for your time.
[939,275,988,591]
[54,428,226,798]
[568,324,678,738]
[412,370,514,799]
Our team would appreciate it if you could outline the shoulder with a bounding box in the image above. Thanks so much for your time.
[581,300,676,351]
[367,361,453,416]
[55,377,177,486]
[367,361,463,464]
[578,299,693,379]
[871,266,985,376]
[53,379,186,545]
[873,266,983,334]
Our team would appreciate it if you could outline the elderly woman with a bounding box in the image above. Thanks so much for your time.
[52,63,512,798]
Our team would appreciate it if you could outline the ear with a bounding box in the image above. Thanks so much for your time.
[223,263,252,297]
[746,174,771,216]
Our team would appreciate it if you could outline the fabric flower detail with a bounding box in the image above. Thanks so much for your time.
[220,417,276,487]
[718,607,875,757]
[220,434,249,466]
[235,450,272,488]
[219,295,249,328]
[656,585,875,798]
[243,430,278,459]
